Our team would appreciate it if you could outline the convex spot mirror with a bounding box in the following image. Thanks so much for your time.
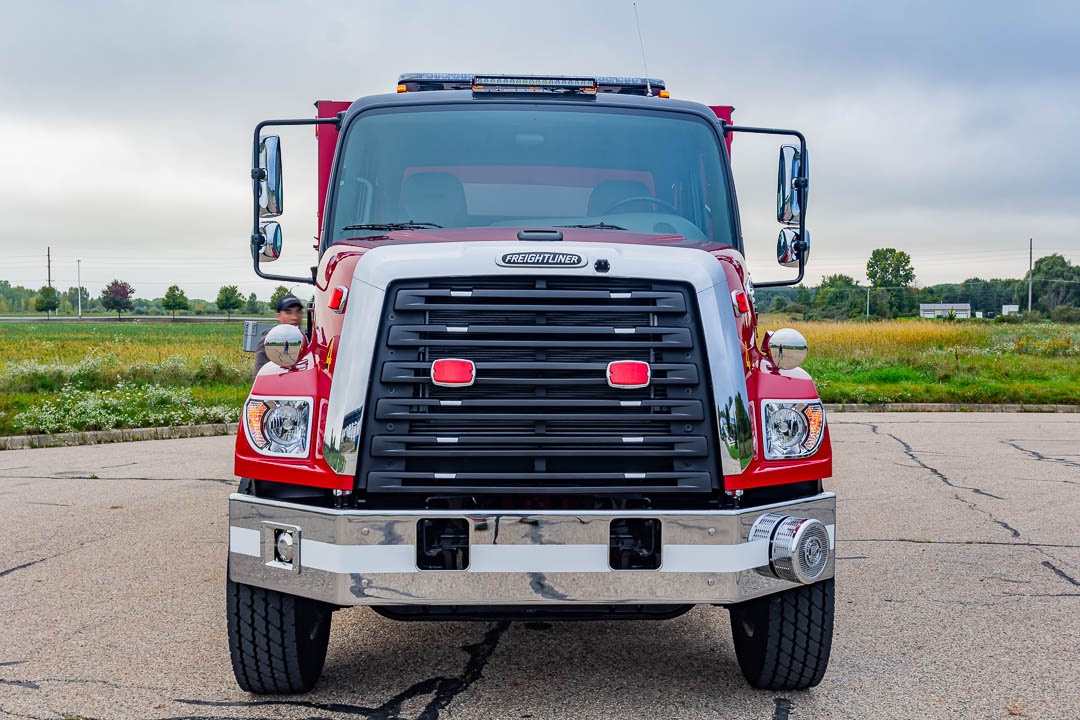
[264,324,307,368]
[777,228,810,268]
[259,135,283,218]
[776,144,807,225]
[259,222,282,262]
[765,328,808,371]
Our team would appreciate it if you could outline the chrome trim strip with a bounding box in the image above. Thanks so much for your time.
[321,241,754,476]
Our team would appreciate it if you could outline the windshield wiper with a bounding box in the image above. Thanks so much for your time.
[555,222,627,230]
[341,221,443,231]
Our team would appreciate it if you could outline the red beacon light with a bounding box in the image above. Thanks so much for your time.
[607,360,651,389]
[431,358,476,387]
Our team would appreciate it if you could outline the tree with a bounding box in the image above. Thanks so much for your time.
[1031,254,1079,312]
[34,286,60,318]
[216,285,243,320]
[867,248,917,316]
[162,285,189,319]
[100,280,135,320]
[65,286,89,314]
[269,285,291,311]
[812,274,863,318]
[866,248,916,288]
[245,292,262,314]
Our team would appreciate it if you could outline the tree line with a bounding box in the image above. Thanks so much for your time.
[6,251,1079,322]
[756,250,1080,322]
[2,280,302,320]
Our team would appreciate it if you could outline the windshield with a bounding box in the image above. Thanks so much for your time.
[327,104,735,247]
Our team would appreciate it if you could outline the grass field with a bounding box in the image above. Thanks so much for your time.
[1,318,1077,435]
[758,315,1080,405]
[0,323,250,435]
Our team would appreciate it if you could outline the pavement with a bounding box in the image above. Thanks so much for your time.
[1,413,1078,720]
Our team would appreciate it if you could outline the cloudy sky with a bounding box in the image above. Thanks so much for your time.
[1,0,1077,300]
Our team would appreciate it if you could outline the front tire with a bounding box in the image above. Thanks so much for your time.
[226,578,333,694]
[729,578,834,691]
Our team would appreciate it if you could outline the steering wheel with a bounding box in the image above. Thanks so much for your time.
[604,196,680,214]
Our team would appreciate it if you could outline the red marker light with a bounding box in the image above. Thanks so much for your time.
[732,290,751,315]
[431,358,476,387]
[328,286,348,314]
[607,360,651,389]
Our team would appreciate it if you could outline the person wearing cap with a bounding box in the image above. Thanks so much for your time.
[253,295,304,377]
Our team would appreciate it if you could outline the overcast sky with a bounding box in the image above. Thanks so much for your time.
[1,0,1077,300]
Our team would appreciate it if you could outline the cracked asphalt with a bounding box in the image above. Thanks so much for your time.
[2,412,1078,720]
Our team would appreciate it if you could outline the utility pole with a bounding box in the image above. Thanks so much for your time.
[1027,238,1033,313]
[866,287,871,319]
[76,259,82,319]
[47,246,52,287]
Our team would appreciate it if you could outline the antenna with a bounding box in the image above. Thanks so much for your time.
[633,3,652,96]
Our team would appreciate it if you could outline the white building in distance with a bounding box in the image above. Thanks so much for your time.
[920,303,972,319]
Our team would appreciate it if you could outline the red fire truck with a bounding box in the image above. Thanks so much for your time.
[229,74,832,695]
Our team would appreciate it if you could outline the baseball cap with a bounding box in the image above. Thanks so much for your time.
[276,295,303,312]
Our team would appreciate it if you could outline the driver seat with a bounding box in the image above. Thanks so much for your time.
[587,180,653,216]
[400,172,468,227]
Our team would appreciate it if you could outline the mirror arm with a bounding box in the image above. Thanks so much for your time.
[250,117,341,286]
[722,122,809,289]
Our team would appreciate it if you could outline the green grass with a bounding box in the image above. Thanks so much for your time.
[2,319,1078,436]
[761,316,1080,405]
[1,322,251,434]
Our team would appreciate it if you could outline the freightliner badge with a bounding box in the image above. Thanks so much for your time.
[497,252,587,267]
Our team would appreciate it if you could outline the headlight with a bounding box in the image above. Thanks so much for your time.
[244,397,312,457]
[762,400,825,460]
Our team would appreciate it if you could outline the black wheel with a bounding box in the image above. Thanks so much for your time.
[227,578,332,694]
[728,578,834,691]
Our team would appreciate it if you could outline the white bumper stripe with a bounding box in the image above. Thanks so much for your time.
[303,540,418,574]
[470,544,610,573]
[230,527,260,557]
[661,540,769,573]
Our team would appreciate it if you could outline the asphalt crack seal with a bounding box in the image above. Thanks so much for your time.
[1001,439,1080,470]
[1041,561,1080,587]
[859,423,1027,540]
[772,697,793,720]
[175,620,510,720]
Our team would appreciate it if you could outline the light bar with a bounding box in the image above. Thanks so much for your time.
[397,73,668,96]
[472,75,598,94]
[595,76,666,90]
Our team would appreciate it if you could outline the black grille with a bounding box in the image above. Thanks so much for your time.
[356,277,719,500]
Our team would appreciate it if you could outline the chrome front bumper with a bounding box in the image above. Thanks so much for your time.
[228,493,835,606]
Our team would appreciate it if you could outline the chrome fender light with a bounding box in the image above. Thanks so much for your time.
[749,513,830,584]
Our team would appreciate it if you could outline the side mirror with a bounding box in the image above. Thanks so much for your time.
[777,228,810,268]
[259,135,283,217]
[259,222,282,262]
[776,144,807,224]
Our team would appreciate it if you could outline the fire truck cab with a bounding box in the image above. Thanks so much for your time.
[229,74,833,695]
